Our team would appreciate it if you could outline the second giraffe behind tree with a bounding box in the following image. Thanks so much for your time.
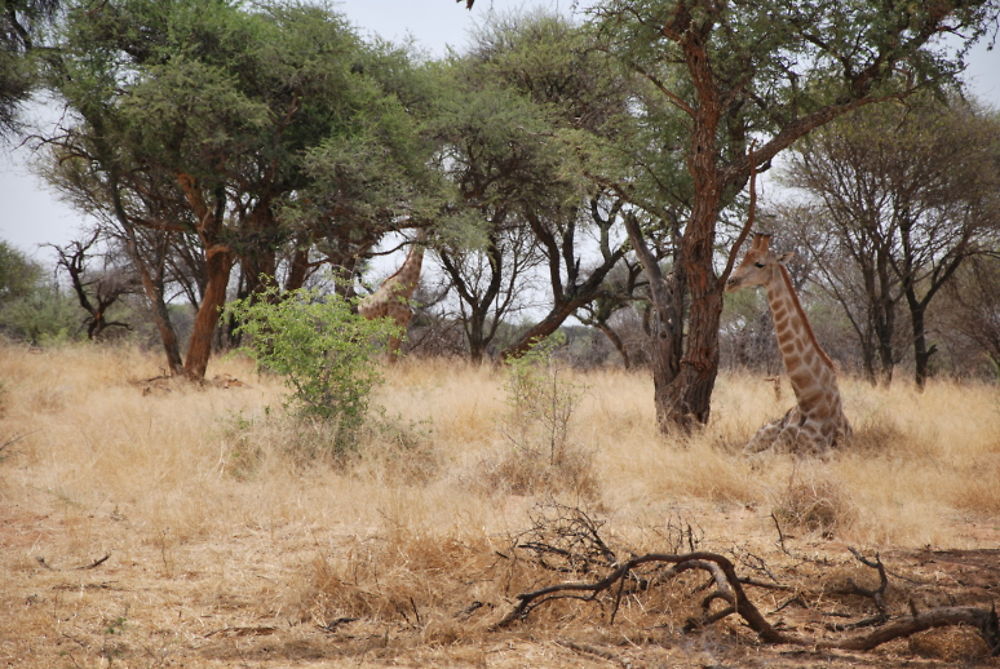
[726,233,851,455]
[358,229,428,361]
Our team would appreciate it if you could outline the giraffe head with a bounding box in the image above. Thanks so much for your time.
[725,233,793,293]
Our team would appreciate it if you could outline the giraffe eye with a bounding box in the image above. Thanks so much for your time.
[754,262,766,268]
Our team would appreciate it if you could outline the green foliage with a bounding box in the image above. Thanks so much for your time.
[0,241,42,304]
[47,0,444,271]
[0,242,81,344]
[224,286,399,451]
[503,332,584,465]
[0,0,60,136]
[0,282,82,345]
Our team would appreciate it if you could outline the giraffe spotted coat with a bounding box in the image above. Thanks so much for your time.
[726,233,851,455]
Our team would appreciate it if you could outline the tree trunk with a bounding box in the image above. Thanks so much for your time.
[658,105,724,430]
[239,202,278,300]
[596,322,630,368]
[467,307,488,364]
[908,301,936,389]
[183,244,233,380]
[874,311,895,386]
[622,213,686,430]
[285,244,310,291]
[873,252,897,385]
[122,228,184,375]
[859,326,878,386]
[660,253,722,429]
[502,298,588,360]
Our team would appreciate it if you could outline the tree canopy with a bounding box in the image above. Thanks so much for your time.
[41,0,443,377]
[2,0,997,414]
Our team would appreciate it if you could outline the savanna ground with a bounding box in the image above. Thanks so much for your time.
[1,342,998,668]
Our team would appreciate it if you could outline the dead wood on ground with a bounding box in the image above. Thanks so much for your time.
[496,504,1000,658]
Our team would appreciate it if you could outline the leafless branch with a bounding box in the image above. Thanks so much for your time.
[499,510,1000,657]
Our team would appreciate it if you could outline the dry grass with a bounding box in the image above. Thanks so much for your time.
[2,342,998,667]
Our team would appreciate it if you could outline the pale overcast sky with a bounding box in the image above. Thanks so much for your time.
[1,0,996,259]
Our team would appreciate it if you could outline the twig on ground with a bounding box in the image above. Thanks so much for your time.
[204,626,277,638]
[316,617,359,633]
[78,554,110,570]
[0,432,30,455]
[835,548,889,614]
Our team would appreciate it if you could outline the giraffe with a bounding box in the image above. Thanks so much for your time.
[725,233,851,455]
[358,229,427,360]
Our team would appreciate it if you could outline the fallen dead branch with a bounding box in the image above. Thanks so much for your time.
[495,550,786,640]
[316,616,359,633]
[498,548,999,654]
[78,554,111,570]
[819,605,1000,653]
[497,506,1000,658]
[513,503,619,575]
[0,432,30,456]
[204,626,277,638]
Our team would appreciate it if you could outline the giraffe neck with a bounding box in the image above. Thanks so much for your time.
[382,242,424,300]
[765,265,834,398]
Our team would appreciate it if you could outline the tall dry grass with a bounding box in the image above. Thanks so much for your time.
[3,341,998,553]
[2,342,998,666]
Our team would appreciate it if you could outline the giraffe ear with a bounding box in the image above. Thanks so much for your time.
[778,251,795,265]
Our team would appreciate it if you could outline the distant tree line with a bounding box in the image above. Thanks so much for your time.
[1,0,998,436]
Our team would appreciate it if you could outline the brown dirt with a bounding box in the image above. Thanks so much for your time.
[3,493,997,668]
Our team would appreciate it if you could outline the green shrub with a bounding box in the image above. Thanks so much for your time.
[504,333,583,465]
[225,286,399,451]
[0,283,82,345]
[483,333,598,499]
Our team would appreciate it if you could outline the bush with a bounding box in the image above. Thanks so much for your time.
[225,286,399,451]
[503,333,583,465]
[0,242,83,344]
[0,283,82,345]
[483,334,598,499]
[0,240,42,303]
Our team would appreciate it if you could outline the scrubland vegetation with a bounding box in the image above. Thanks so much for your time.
[2,342,998,667]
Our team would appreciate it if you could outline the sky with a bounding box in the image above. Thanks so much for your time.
[1,0,997,261]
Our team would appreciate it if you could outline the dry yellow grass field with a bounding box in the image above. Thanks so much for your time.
[2,342,998,667]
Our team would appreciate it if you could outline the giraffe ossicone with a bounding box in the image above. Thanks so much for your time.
[725,233,851,455]
[358,229,428,361]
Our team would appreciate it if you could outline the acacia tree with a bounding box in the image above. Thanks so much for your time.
[453,14,636,360]
[42,0,437,378]
[427,57,575,361]
[943,253,1000,376]
[436,221,543,362]
[783,96,1000,387]
[587,0,999,431]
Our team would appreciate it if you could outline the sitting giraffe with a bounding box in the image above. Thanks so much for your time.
[358,229,427,360]
[725,233,851,455]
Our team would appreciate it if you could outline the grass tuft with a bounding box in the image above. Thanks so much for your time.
[770,470,857,538]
